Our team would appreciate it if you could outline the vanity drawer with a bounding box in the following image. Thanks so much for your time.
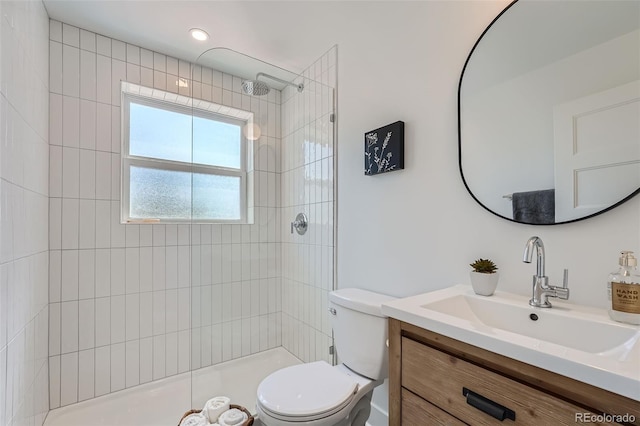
[402,388,466,425]
[401,337,614,425]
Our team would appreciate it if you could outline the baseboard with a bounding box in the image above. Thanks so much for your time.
[365,401,388,426]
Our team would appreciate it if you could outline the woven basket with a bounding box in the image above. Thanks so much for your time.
[178,404,254,426]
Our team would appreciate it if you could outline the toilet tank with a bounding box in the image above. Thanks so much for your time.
[329,288,397,380]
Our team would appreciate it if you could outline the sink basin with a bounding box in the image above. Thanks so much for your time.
[422,293,638,354]
[381,284,640,401]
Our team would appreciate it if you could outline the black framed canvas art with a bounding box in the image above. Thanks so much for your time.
[364,121,404,176]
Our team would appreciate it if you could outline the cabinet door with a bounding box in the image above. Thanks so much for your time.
[401,338,615,426]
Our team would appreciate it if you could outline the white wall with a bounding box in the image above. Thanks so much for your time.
[328,1,640,421]
[0,1,50,426]
[48,20,283,409]
[280,47,336,364]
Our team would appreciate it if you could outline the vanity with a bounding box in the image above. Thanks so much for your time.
[382,287,640,425]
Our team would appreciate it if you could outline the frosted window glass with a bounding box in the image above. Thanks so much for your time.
[193,117,241,169]
[129,166,192,219]
[129,103,192,163]
[192,174,241,220]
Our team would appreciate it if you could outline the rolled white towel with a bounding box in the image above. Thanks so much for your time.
[179,412,208,426]
[218,408,249,426]
[203,396,231,423]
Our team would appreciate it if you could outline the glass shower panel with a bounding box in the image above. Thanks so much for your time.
[188,46,337,417]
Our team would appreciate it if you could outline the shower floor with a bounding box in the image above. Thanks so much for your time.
[43,348,301,426]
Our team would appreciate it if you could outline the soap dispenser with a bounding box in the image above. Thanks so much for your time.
[607,251,640,325]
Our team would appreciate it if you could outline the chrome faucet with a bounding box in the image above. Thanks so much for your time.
[522,236,569,308]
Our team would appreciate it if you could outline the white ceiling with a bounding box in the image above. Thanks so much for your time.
[42,1,340,83]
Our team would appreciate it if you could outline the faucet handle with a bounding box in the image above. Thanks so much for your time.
[562,269,569,288]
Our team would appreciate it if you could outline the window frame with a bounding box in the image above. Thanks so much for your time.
[121,92,248,224]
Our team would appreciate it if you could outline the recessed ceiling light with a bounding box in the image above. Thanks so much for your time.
[190,28,209,41]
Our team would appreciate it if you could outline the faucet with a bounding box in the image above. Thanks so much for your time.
[522,236,569,308]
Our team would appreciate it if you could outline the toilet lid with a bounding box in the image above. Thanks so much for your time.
[257,361,358,418]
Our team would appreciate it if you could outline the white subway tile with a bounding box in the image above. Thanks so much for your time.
[95,200,111,248]
[50,93,63,146]
[49,354,61,409]
[61,249,79,301]
[125,247,139,294]
[139,292,152,339]
[110,247,125,295]
[96,54,111,105]
[60,352,78,406]
[78,349,95,401]
[61,300,79,353]
[152,335,165,380]
[62,95,80,148]
[79,149,96,200]
[178,330,190,373]
[178,288,190,332]
[80,29,96,53]
[95,249,110,297]
[164,246,176,289]
[96,35,111,57]
[140,67,153,87]
[110,201,125,247]
[62,23,79,47]
[50,41,63,94]
[153,247,166,291]
[126,63,140,84]
[95,103,111,153]
[111,39,126,61]
[49,303,61,356]
[152,291,165,335]
[49,250,62,303]
[165,289,177,334]
[94,296,110,347]
[50,20,63,42]
[110,294,125,344]
[94,345,110,396]
[165,332,178,376]
[110,342,125,392]
[125,340,140,388]
[178,246,190,288]
[62,147,79,198]
[125,225,139,248]
[95,151,111,199]
[140,48,153,69]
[153,70,166,90]
[125,293,139,341]
[62,44,80,97]
[80,50,96,101]
[139,337,153,384]
[78,299,94,350]
[111,107,121,154]
[79,199,96,249]
[139,247,152,292]
[111,60,126,106]
[79,100,97,150]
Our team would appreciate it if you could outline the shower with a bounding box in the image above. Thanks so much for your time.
[242,72,304,96]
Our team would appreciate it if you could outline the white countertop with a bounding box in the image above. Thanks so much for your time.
[381,285,640,401]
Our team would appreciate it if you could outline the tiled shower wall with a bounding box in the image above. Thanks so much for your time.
[48,20,282,408]
[0,2,50,426]
[280,47,336,363]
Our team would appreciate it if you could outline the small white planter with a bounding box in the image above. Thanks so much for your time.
[470,271,499,296]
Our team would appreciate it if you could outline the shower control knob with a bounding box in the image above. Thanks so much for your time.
[291,213,308,235]
[328,307,337,315]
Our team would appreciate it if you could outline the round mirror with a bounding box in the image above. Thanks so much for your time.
[459,0,640,225]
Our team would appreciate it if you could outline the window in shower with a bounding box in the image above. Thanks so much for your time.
[121,90,251,223]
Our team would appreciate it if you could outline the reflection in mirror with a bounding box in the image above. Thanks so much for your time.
[459,0,640,225]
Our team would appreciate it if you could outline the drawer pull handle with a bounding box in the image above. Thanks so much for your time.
[462,387,516,422]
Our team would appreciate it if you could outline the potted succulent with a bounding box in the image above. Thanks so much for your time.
[469,258,499,296]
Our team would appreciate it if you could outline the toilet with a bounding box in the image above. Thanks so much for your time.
[256,288,396,426]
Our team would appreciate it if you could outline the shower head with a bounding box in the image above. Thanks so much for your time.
[241,72,304,96]
[242,79,270,96]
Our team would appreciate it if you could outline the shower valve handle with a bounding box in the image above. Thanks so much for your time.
[291,213,308,235]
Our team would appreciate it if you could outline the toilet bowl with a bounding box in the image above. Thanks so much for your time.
[256,362,381,426]
[255,288,396,426]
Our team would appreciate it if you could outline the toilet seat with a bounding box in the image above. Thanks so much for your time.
[257,361,359,421]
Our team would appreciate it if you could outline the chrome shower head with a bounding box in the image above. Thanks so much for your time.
[242,72,304,96]
[241,79,270,96]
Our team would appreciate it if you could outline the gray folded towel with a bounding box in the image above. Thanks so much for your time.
[512,189,555,224]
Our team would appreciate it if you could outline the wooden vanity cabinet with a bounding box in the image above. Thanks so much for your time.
[389,319,640,425]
